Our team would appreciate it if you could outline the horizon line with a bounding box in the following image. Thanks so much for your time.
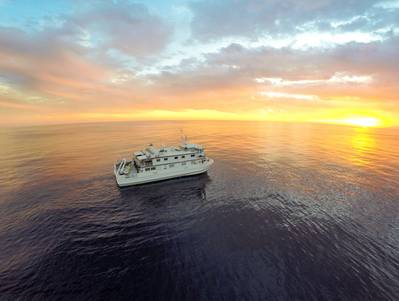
[2,119,398,130]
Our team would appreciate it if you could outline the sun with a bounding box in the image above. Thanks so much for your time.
[342,117,381,127]
[320,115,386,127]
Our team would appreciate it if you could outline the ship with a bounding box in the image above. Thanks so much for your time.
[114,137,214,187]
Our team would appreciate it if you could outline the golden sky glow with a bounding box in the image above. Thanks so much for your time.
[0,1,398,127]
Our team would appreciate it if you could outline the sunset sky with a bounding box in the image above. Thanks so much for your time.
[0,0,398,127]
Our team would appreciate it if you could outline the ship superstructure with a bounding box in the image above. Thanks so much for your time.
[114,138,213,187]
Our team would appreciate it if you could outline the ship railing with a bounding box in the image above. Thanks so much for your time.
[115,158,126,175]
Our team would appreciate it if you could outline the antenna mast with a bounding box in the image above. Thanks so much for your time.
[180,129,187,145]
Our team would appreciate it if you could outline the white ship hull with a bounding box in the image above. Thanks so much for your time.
[114,158,214,187]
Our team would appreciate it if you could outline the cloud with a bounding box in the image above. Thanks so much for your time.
[189,0,383,41]
[255,73,373,86]
[0,25,110,92]
[0,0,398,125]
[0,1,175,114]
[71,1,173,56]
[260,91,320,101]
[145,32,399,114]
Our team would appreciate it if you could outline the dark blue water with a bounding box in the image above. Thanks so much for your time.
[1,121,399,300]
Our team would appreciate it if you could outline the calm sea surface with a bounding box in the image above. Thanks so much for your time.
[0,121,398,300]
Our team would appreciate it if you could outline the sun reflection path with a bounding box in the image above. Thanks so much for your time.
[349,127,376,167]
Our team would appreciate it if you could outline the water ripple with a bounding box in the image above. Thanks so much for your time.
[0,122,398,300]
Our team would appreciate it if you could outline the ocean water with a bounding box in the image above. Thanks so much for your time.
[0,121,398,300]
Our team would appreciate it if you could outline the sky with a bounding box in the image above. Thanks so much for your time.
[0,0,398,127]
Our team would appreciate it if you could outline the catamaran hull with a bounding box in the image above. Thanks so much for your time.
[114,159,213,187]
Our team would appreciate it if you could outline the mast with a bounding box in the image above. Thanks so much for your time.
[180,129,188,146]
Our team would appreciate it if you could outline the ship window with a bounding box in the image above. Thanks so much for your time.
[174,156,178,159]
[191,154,195,157]
[164,158,168,161]
[156,159,160,162]
[182,155,185,158]
[169,164,174,168]
[145,168,150,171]
[151,167,156,170]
